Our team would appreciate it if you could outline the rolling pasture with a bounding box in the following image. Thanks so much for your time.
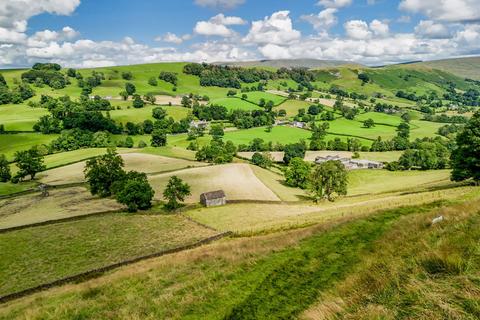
[210,97,260,111]
[148,163,281,202]
[39,153,205,185]
[0,187,122,229]
[0,213,218,298]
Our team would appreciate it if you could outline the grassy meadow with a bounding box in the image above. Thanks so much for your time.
[0,212,218,298]
[2,198,479,319]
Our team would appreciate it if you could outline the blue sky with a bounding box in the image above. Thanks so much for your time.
[0,0,479,67]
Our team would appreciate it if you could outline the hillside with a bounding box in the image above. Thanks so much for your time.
[216,59,360,69]
[409,56,480,80]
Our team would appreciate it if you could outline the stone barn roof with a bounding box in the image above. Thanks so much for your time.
[201,190,226,201]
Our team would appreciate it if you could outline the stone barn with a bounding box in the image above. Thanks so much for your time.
[200,190,226,207]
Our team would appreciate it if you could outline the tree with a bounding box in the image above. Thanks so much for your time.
[119,91,129,101]
[363,118,375,128]
[209,125,224,140]
[84,148,125,197]
[308,105,320,116]
[163,176,191,210]
[144,93,156,105]
[121,71,133,80]
[115,171,154,212]
[283,142,306,164]
[309,160,347,202]
[397,122,410,139]
[195,140,236,164]
[251,152,273,168]
[125,82,136,96]
[13,147,46,181]
[151,129,167,147]
[0,154,11,182]
[132,95,145,108]
[181,96,191,108]
[152,107,167,120]
[284,157,311,189]
[227,90,237,97]
[451,111,480,185]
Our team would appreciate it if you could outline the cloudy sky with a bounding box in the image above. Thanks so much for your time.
[0,0,479,68]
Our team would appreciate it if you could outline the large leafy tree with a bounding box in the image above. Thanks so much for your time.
[309,160,348,202]
[151,129,167,147]
[84,148,125,197]
[115,171,155,212]
[163,176,191,210]
[451,111,480,185]
[284,157,311,189]
[283,142,307,164]
[14,147,46,180]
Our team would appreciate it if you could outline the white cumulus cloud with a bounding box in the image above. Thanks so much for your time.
[244,11,301,45]
[399,0,480,23]
[415,20,451,39]
[301,8,338,32]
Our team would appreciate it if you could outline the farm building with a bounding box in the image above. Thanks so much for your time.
[200,190,227,207]
[292,121,307,129]
[315,155,383,170]
[190,120,208,129]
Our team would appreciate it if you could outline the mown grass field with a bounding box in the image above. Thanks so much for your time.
[0,104,49,131]
[107,105,190,123]
[0,187,123,229]
[39,153,205,185]
[148,163,280,202]
[0,212,217,298]
[277,100,312,117]
[2,198,478,319]
[186,182,475,234]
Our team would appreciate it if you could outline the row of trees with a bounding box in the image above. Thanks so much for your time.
[0,74,35,105]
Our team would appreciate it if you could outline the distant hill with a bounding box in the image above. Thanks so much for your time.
[215,59,360,69]
[409,56,480,80]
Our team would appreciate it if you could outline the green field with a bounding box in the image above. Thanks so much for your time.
[277,100,312,117]
[210,97,261,111]
[0,212,217,297]
[236,91,286,106]
[0,133,58,160]
[107,104,190,123]
[0,104,49,131]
